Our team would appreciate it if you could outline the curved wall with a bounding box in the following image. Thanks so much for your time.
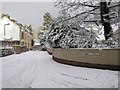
[52,48,120,70]
[47,48,53,55]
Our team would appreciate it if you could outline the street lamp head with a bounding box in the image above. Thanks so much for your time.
[4,23,10,36]
[4,23,10,26]
[6,23,10,25]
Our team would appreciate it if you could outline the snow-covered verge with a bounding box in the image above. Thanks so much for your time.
[0,51,119,88]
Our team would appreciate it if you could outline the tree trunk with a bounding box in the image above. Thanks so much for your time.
[100,1,112,40]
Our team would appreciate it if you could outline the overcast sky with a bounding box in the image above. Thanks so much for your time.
[2,2,59,32]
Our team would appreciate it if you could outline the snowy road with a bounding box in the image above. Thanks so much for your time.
[0,51,119,88]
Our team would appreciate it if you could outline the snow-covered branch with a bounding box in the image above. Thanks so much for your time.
[78,2,100,8]
[83,20,98,22]
[57,7,99,23]
[48,0,120,49]
[108,3,120,9]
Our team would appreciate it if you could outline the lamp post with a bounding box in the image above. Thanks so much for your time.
[4,23,10,49]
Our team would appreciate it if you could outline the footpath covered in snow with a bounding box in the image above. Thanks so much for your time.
[0,51,119,88]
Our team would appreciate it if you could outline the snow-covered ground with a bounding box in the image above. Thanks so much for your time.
[0,51,119,88]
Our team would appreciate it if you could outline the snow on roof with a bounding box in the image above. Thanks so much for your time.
[34,42,40,46]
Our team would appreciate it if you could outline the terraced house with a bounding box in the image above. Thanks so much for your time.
[0,14,34,53]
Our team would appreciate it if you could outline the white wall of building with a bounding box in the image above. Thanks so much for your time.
[11,23,20,41]
[0,17,20,41]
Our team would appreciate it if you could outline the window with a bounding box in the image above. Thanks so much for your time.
[22,42,24,46]
[15,42,20,45]
[17,42,20,45]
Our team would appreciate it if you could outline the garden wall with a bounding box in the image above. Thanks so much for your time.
[52,48,120,70]
[47,48,53,55]
[13,46,28,54]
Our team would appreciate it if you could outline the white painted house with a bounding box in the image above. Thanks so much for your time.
[0,14,34,50]
[0,14,20,49]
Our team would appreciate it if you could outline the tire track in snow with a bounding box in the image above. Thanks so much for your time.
[58,72,88,80]
[23,52,40,88]
[49,77,88,88]
[28,51,48,88]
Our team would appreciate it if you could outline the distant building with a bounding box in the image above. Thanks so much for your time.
[33,40,41,50]
[0,14,34,50]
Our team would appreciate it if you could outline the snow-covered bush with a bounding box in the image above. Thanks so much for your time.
[96,37,119,49]
[47,1,120,49]
[47,20,119,49]
[47,20,98,49]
